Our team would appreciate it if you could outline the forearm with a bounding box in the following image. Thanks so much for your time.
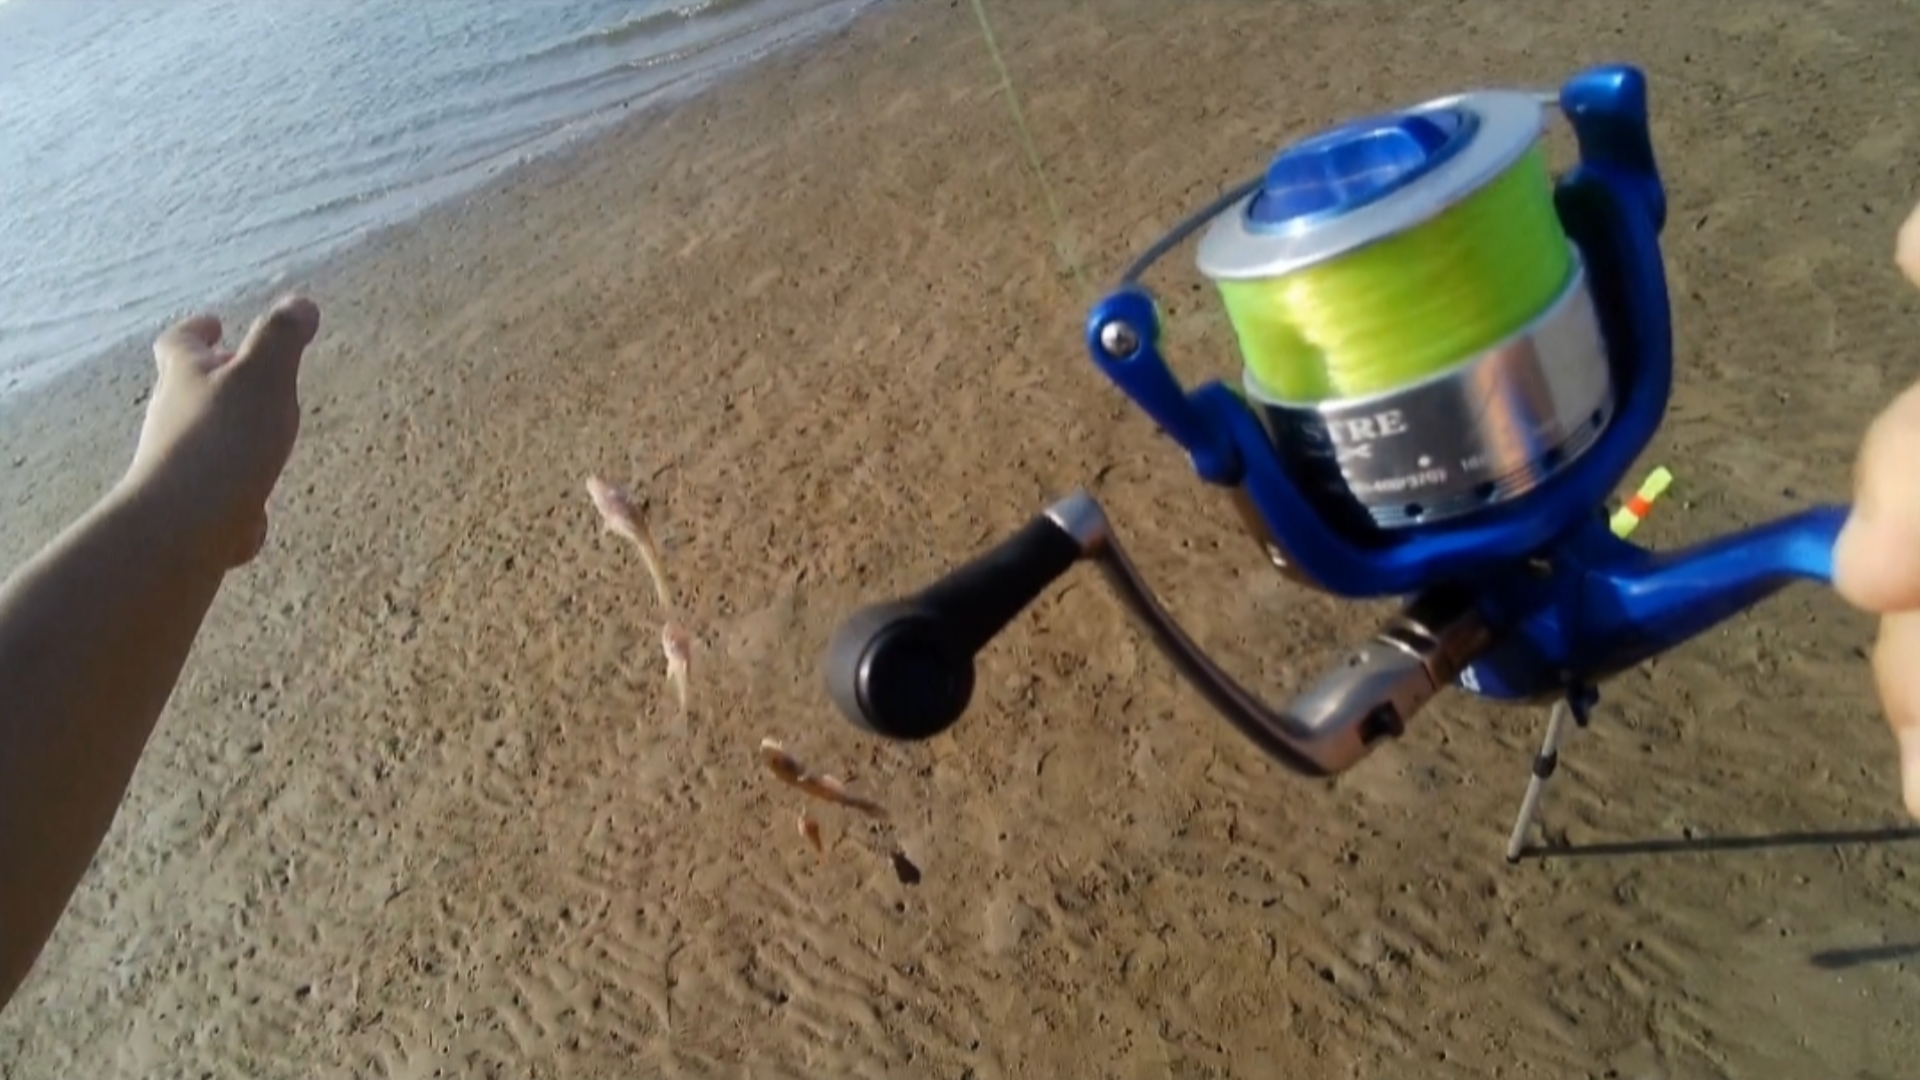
[0,479,228,1005]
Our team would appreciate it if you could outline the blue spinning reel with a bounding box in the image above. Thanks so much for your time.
[823,64,1848,794]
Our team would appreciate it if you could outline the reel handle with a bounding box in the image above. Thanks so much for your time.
[824,502,1090,741]
[826,490,1490,776]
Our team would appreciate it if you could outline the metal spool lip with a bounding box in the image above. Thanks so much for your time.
[1195,89,1548,282]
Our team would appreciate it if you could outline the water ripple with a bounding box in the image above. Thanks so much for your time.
[0,0,875,386]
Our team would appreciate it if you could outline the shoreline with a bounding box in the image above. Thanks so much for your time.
[0,0,887,421]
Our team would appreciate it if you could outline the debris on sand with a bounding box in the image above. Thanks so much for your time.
[889,849,922,886]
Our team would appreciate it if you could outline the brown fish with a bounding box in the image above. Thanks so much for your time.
[798,812,824,856]
[759,738,888,819]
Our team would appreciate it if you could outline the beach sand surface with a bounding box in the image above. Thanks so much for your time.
[4,1,1920,1076]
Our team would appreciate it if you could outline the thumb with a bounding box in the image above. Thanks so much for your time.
[152,313,226,382]
[1833,377,1920,613]
[1835,193,1920,614]
[1897,197,1920,291]
[1834,192,1920,613]
[224,294,320,395]
[1870,611,1920,819]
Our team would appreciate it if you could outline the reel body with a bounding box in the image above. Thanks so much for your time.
[824,64,1849,778]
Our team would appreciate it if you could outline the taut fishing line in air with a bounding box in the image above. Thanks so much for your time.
[966,4,1578,417]
[968,0,1090,298]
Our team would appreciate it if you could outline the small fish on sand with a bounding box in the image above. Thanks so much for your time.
[586,474,689,712]
[662,620,692,711]
[798,812,824,856]
[759,737,888,819]
[585,475,674,612]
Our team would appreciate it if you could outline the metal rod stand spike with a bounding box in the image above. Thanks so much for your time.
[1504,688,1596,863]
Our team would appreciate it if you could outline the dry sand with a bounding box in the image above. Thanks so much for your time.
[4,0,1920,1076]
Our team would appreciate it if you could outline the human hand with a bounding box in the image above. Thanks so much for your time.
[121,295,320,570]
[1832,204,1920,818]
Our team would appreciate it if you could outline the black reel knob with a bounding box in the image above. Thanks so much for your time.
[824,508,1088,741]
[825,601,977,741]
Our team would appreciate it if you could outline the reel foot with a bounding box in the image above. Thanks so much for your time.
[1503,687,1598,863]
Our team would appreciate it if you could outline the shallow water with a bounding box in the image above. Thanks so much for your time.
[0,0,873,392]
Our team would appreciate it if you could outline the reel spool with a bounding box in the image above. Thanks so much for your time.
[1203,90,1610,533]
[822,65,1850,797]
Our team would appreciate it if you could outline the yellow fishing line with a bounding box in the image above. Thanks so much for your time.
[1216,145,1573,402]
[968,0,1089,297]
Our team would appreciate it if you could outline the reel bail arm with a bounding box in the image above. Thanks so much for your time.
[1088,289,1242,485]
[826,489,1494,776]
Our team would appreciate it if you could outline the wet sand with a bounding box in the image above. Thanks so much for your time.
[4,0,1920,1076]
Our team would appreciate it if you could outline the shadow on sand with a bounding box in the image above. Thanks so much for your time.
[1519,825,1920,972]
[1519,825,1920,861]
